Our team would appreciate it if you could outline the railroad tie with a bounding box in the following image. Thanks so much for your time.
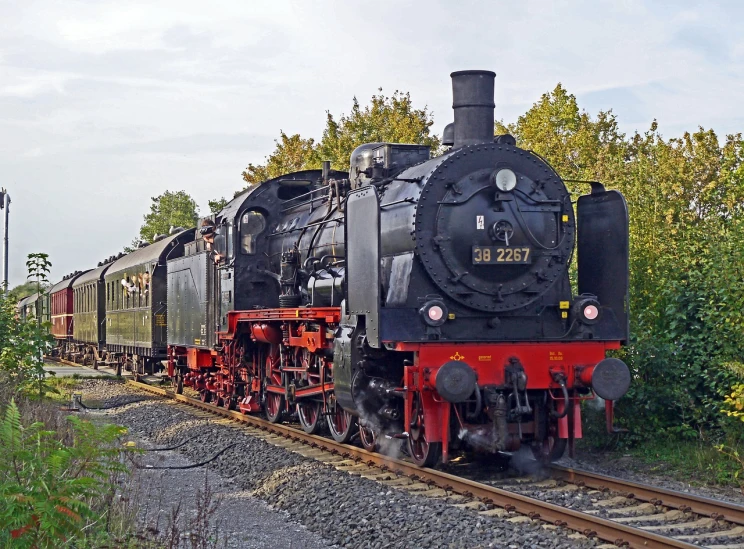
[478,508,508,518]
[602,502,658,516]
[591,495,632,508]
[612,509,688,523]
[641,517,717,531]
[707,542,744,549]
[676,525,744,541]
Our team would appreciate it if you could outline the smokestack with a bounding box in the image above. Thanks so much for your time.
[450,70,496,149]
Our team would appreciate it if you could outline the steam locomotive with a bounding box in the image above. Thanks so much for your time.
[48,70,631,466]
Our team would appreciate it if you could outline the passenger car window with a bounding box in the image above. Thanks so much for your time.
[241,211,266,255]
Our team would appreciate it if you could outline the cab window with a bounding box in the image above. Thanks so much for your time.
[226,224,234,259]
[213,229,226,259]
[240,211,266,255]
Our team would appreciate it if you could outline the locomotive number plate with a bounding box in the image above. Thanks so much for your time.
[472,246,532,265]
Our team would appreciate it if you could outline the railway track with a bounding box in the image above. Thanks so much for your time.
[46,357,743,549]
[100,377,741,549]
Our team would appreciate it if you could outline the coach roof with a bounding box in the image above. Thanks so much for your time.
[106,229,195,277]
[49,270,90,295]
[73,262,114,287]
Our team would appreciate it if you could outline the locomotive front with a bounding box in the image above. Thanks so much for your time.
[338,70,631,465]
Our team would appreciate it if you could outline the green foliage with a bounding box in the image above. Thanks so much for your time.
[208,197,229,214]
[241,132,317,188]
[496,84,626,195]
[0,400,129,548]
[0,294,54,397]
[9,254,55,399]
[7,282,37,303]
[138,191,199,243]
[26,253,51,296]
[241,90,439,189]
[315,90,440,170]
[632,437,743,486]
[722,383,744,421]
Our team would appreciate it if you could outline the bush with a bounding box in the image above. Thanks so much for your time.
[617,215,744,443]
[0,400,129,548]
[0,293,54,398]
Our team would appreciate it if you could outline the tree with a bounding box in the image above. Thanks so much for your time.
[241,132,318,189]
[496,83,626,195]
[138,191,199,243]
[240,90,440,191]
[20,253,54,398]
[7,282,37,303]
[208,197,229,214]
[26,254,50,329]
[315,90,440,170]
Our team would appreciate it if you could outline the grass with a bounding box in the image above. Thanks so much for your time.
[624,437,744,487]
[576,405,744,489]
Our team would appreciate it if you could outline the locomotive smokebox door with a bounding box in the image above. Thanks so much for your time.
[345,187,381,348]
[577,188,630,343]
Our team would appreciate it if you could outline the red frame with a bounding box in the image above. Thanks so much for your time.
[172,305,623,464]
[399,341,620,462]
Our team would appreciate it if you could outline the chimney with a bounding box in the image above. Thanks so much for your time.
[450,70,496,149]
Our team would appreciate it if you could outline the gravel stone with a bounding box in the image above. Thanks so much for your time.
[77,380,598,549]
[557,452,744,506]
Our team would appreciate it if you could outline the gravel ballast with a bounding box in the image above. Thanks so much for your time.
[77,379,598,549]
[557,452,744,506]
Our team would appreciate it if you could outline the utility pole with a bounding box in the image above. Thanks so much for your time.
[0,188,9,294]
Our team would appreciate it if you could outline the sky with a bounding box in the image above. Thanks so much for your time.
[1,0,743,287]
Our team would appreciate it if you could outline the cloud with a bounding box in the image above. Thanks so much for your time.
[581,86,649,127]
[87,132,270,155]
[1,0,743,285]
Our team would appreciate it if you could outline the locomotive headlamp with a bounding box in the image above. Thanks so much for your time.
[574,296,601,325]
[420,300,448,327]
[583,304,599,321]
[492,168,517,192]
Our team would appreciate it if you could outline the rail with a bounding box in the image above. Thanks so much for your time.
[550,464,744,525]
[125,380,699,549]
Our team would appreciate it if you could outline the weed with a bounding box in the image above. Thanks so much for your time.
[0,400,130,547]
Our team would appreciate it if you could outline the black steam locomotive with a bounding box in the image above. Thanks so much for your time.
[165,70,630,466]
[57,70,630,467]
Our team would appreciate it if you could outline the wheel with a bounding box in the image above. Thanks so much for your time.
[223,396,235,411]
[326,401,357,443]
[174,376,184,395]
[531,401,567,464]
[265,393,284,423]
[408,393,442,467]
[359,424,378,452]
[297,400,322,434]
[200,390,212,403]
[531,436,567,464]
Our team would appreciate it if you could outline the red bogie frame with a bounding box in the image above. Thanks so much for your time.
[169,305,622,465]
[400,341,620,463]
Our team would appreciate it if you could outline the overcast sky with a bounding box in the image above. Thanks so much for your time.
[2,0,742,287]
